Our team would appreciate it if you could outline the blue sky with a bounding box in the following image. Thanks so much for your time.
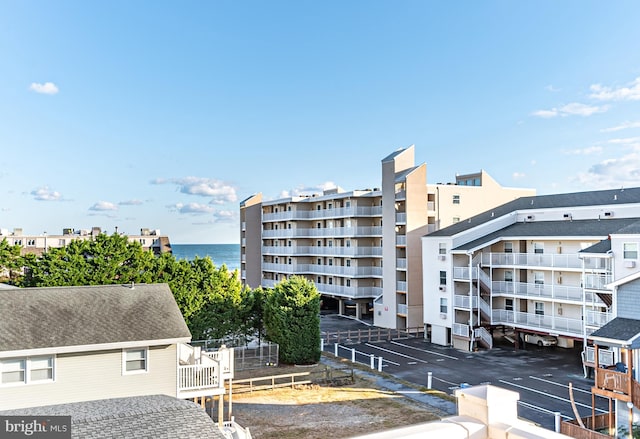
[1,1,640,243]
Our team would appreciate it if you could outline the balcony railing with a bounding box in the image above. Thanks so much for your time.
[262,226,382,238]
[585,310,613,328]
[491,309,583,335]
[314,283,382,299]
[262,246,383,257]
[454,294,478,310]
[261,263,382,277]
[178,365,221,392]
[492,281,583,302]
[584,273,613,290]
[262,206,383,222]
[396,213,406,224]
[452,323,469,338]
[396,235,407,246]
[453,266,478,281]
[396,258,407,269]
[397,304,408,315]
[482,252,582,269]
[397,281,407,292]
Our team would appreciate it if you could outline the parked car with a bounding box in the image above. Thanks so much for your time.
[524,333,558,347]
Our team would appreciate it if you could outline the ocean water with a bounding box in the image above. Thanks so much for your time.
[171,244,240,271]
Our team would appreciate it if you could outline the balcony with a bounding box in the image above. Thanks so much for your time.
[177,343,231,399]
[396,235,407,246]
[482,252,582,270]
[492,280,584,303]
[314,283,382,299]
[261,262,382,277]
[453,323,469,338]
[396,212,406,224]
[396,258,407,270]
[454,294,478,310]
[396,281,407,292]
[491,309,583,336]
[262,245,383,257]
[397,303,408,315]
[585,310,613,328]
[584,273,613,290]
[262,206,383,222]
[262,226,382,239]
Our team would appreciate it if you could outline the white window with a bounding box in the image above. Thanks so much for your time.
[534,272,544,285]
[288,258,292,265]
[504,270,513,282]
[139,239,146,245]
[439,243,446,255]
[346,260,351,267]
[504,242,513,253]
[27,239,36,246]
[346,240,351,248]
[328,278,333,285]
[534,302,544,316]
[1,359,25,384]
[328,241,333,247]
[58,239,66,246]
[346,279,351,287]
[123,348,148,374]
[533,242,544,254]
[317,258,322,265]
[317,276,321,283]
[328,203,332,209]
[624,243,638,259]
[439,298,448,313]
[346,201,351,208]
[505,298,514,311]
[452,195,460,205]
[1,356,54,385]
[439,271,447,285]
[328,259,333,266]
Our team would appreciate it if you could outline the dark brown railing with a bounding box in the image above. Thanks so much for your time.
[561,414,612,439]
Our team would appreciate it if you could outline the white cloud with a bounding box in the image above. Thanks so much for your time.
[564,146,603,155]
[590,77,640,101]
[29,82,59,95]
[278,181,339,198]
[512,172,525,180]
[532,102,609,118]
[31,186,62,201]
[601,121,640,133]
[89,201,118,211]
[607,137,640,145]
[152,176,237,204]
[170,202,215,214]
[545,85,561,92]
[118,199,143,206]
[573,152,640,189]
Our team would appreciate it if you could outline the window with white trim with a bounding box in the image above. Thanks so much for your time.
[624,243,638,259]
[534,271,544,285]
[504,270,513,282]
[452,195,460,205]
[439,271,446,285]
[123,348,148,374]
[533,242,544,254]
[1,356,54,385]
[504,242,513,253]
[534,302,544,316]
[505,298,514,311]
[438,243,446,255]
[439,298,448,313]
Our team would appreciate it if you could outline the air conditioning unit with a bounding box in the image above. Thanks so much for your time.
[439,285,446,292]
[625,260,636,268]
[439,313,447,319]
[438,255,446,261]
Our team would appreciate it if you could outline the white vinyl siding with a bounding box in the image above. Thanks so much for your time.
[0,345,177,410]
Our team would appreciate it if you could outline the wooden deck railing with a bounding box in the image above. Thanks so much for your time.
[322,327,424,345]
[595,368,630,396]
[561,414,612,439]
[231,367,354,394]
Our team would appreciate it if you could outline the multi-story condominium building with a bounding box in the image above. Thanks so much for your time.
[0,226,172,256]
[422,187,640,352]
[240,145,535,329]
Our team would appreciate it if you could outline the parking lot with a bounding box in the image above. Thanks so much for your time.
[320,314,608,431]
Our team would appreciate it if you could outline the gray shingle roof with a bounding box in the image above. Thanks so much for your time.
[580,239,611,254]
[589,317,640,348]
[429,187,640,238]
[0,283,191,353]
[0,395,227,439]
[452,218,639,252]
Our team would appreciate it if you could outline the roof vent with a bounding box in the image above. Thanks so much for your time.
[604,211,614,217]
[563,213,572,220]
[526,215,535,221]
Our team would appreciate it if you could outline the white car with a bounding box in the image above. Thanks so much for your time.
[524,333,558,347]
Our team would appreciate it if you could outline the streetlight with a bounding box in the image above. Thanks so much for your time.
[43,232,47,253]
[627,401,634,439]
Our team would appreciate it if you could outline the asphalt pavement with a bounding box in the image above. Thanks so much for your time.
[320,313,604,432]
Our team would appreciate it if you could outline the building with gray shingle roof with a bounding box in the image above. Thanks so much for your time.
[0,394,229,439]
[0,283,228,412]
[422,186,640,354]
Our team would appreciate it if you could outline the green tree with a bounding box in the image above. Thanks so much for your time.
[264,276,321,365]
[0,238,23,284]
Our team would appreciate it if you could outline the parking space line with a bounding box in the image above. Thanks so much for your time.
[518,401,572,420]
[498,379,608,414]
[528,376,593,395]
[364,343,429,364]
[389,341,460,360]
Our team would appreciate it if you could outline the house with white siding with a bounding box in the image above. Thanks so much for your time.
[0,283,229,411]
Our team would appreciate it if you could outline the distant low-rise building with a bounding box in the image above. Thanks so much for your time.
[0,226,172,256]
